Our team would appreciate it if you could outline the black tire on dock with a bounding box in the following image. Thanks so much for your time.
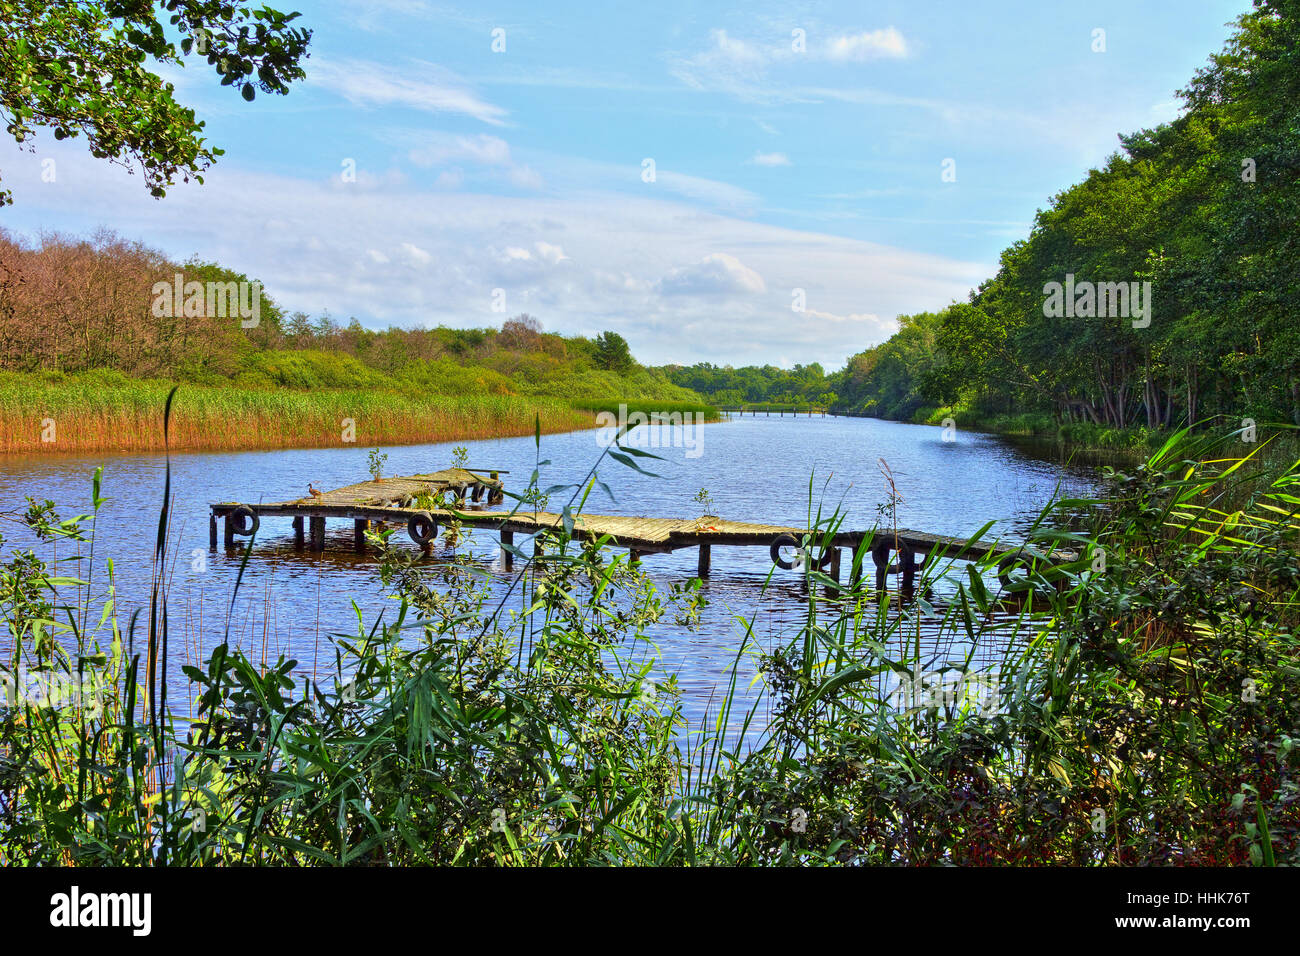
[230,506,259,536]
[471,483,484,502]
[407,511,436,545]
[769,533,799,570]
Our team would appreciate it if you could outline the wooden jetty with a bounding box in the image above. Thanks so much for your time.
[211,471,1079,593]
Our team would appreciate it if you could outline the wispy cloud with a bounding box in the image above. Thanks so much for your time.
[403,132,542,190]
[310,57,507,125]
[654,170,759,215]
[749,151,791,167]
[408,133,512,166]
[668,24,912,101]
[826,28,909,61]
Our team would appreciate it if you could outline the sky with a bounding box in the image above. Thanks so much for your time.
[1,0,1250,369]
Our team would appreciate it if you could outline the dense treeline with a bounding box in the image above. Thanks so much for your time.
[661,361,836,407]
[0,228,690,403]
[837,0,1300,433]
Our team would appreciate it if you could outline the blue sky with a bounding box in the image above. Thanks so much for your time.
[2,0,1249,368]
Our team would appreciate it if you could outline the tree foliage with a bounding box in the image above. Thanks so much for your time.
[0,0,311,204]
[835,0,1300,431]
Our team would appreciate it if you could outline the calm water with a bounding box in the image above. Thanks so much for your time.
[0,415,1095,730]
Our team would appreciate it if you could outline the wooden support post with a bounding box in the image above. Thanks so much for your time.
[354,518,368,553]
[826,547,841,598]
[901,544,918,598]
[629,549,642,564]
[293,516,304,547]
[209,514,217,550]
[697,542,711,578]
[223,514,235,547]
[309,516,325,552]
[501,529,514,571]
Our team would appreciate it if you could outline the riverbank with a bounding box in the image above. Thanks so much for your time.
[0,372,720,454]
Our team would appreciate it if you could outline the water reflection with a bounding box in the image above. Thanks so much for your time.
[0,415,1097,730]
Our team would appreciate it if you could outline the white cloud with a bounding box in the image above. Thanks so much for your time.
[434,169,464,190]
[670,25,912,101]
[408,134,511,167]
[405,132,541,190]
[826,28,909,62]
[657,253,767,296]
[535,241,568,265]
[400,242,432,265]
[750,151,791,167]
[803,309,881,324]
[668,28,778,96]
[508,165,544,189]
[655,170,758,214]
[310,58,507,125]
[1,143,988,368]
[699,29,767,70]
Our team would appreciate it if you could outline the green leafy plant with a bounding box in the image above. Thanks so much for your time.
[692,487,715,517]
[367,447,388,482]
[0,1,313,205]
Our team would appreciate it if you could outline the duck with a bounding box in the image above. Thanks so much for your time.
[308,483,324,500]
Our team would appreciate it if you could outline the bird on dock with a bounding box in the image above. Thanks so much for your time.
[308,483,324,500]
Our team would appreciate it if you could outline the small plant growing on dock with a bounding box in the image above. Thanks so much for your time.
[451,445,469,470]
[367,448,388,482]
[693,487,716,517]
[522,486,549,516]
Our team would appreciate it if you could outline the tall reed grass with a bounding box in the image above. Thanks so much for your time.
[0,373,606,453]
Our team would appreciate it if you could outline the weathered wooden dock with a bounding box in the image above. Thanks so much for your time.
[211,472,1079,593]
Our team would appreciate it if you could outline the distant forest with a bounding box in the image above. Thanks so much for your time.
[672,2,1300,434]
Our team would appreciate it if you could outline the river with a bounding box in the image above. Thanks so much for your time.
[0,414,1097,732]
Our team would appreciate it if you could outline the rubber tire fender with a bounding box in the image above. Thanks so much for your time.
[769,533,799,570]
[407,511,437,545]
[230,506,259,537]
